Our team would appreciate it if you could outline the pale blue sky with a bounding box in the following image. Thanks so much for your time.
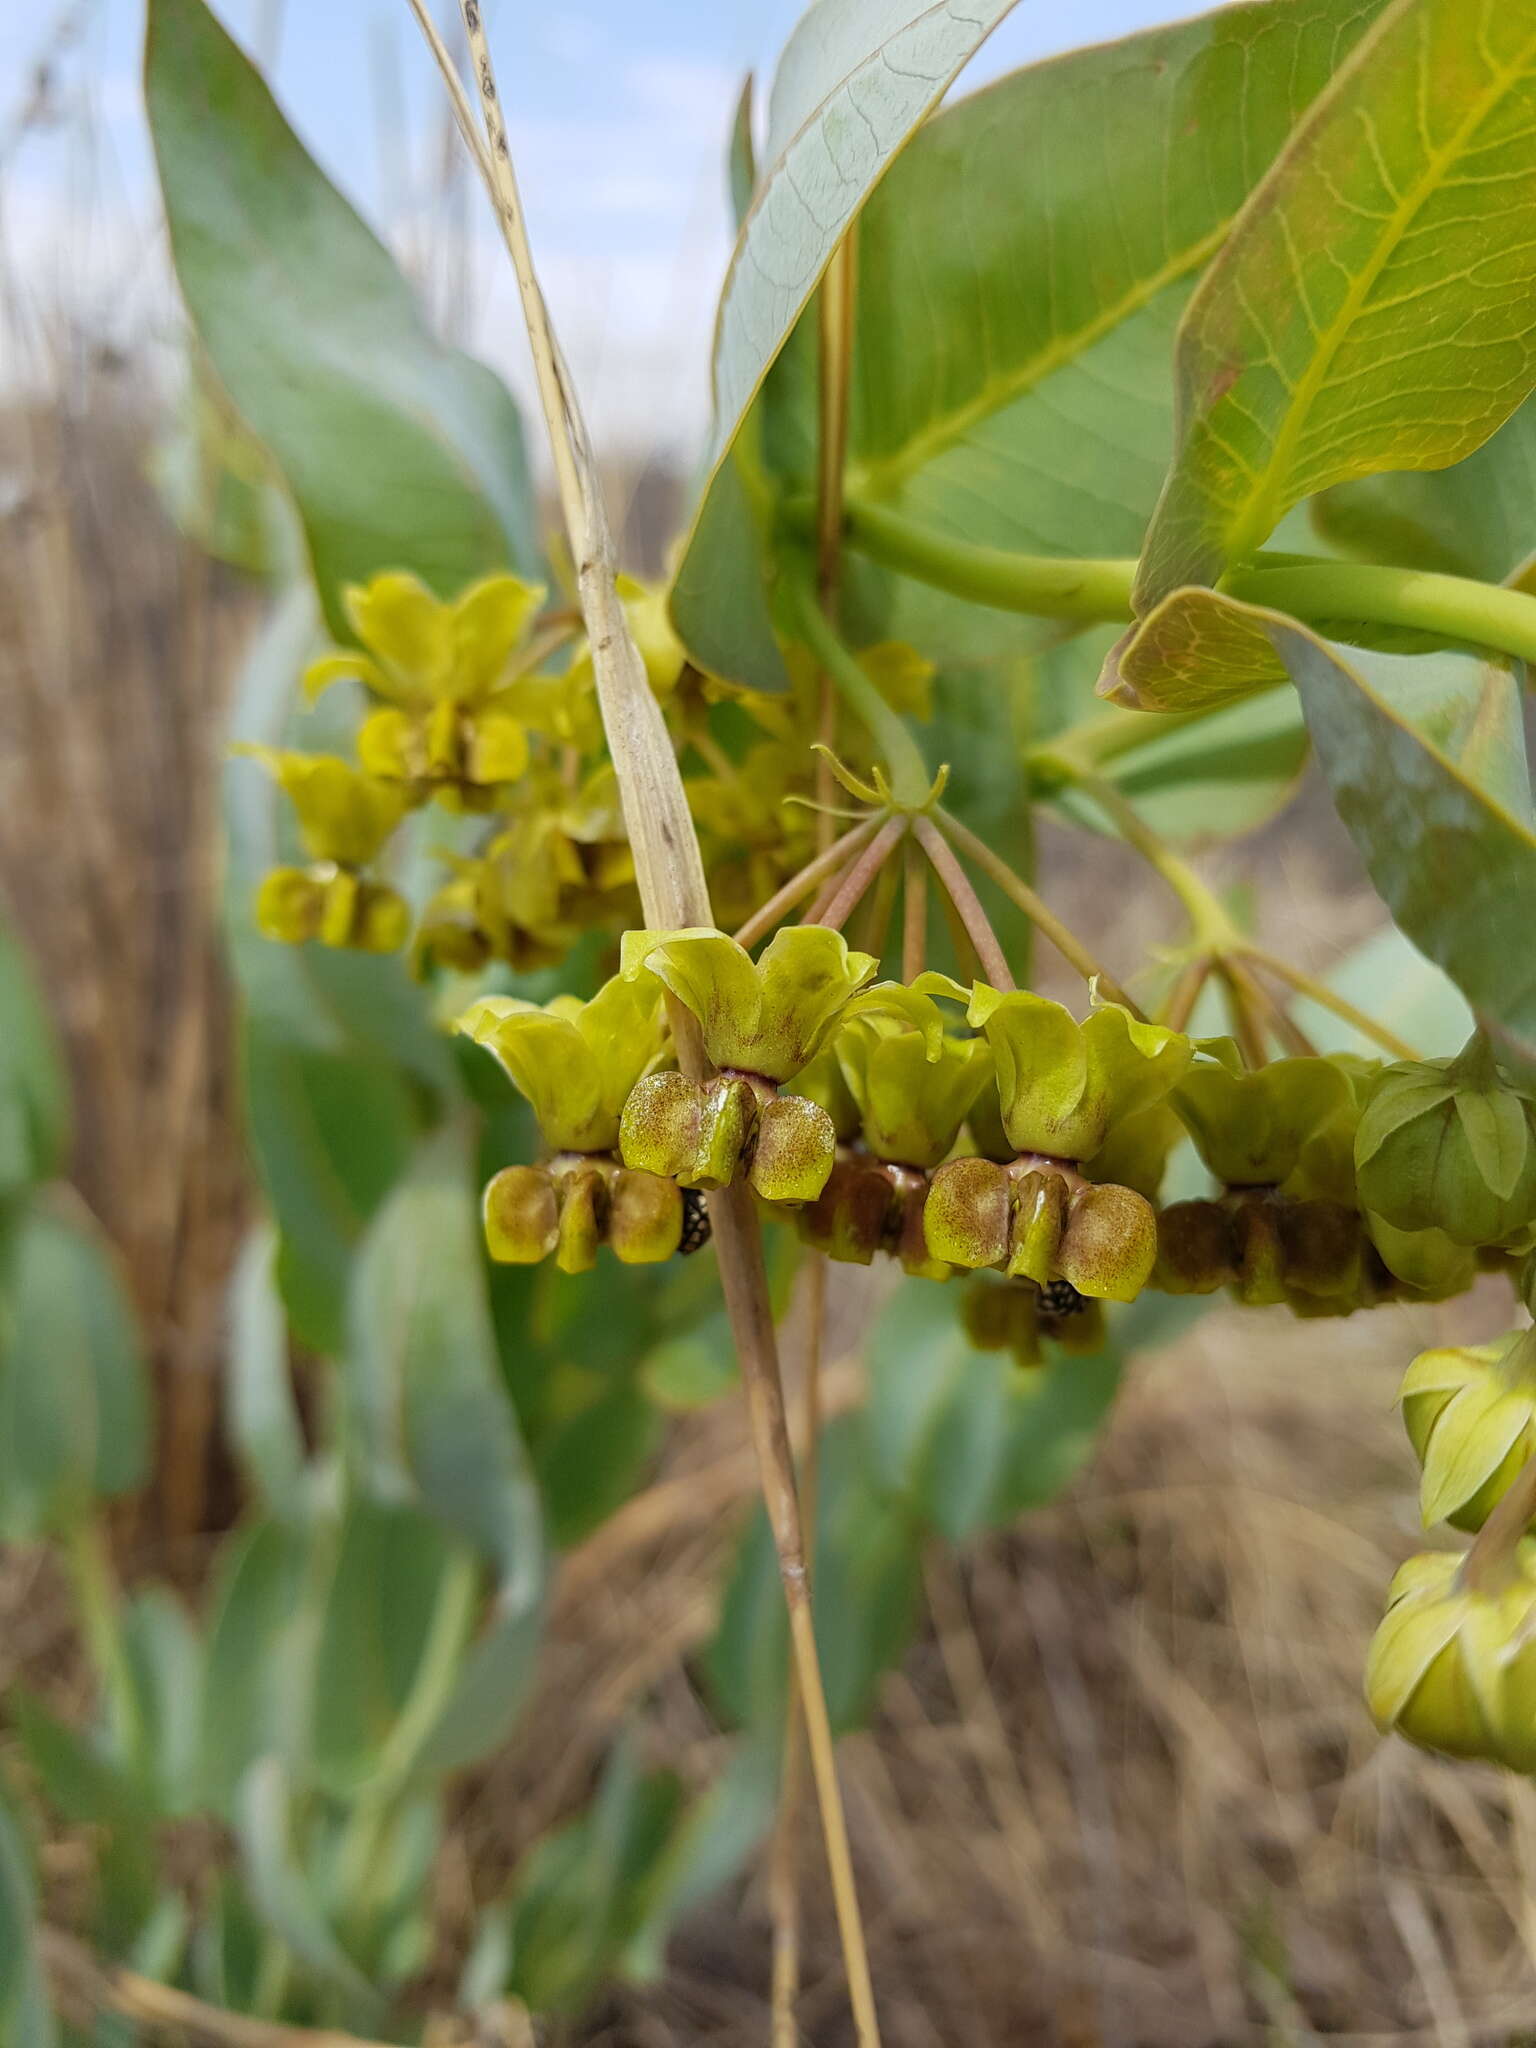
[1,0,1212,451]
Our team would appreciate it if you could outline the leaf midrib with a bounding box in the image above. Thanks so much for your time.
[1224,22,1536,563]
[847,220,1229,500]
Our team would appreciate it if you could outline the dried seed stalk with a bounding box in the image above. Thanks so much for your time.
[411,7,880,2037]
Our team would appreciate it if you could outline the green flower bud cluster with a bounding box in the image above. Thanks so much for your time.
[239,748,412,953]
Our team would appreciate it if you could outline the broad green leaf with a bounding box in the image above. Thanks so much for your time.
[0,1199,148,1541]
[346,1136,546,1771]
[234,1756,383,2018]
[226,1224,309,1523]
[145,0,538,634]
[1348,650,1532,824]
[0,921,68,1201]
[1267,618,1536,1076]
[672,0,1025,688]
[0,1784,57,2048]
[673,0,1385,691]
[1136,0,1536,613]
[1315,396,1536,582]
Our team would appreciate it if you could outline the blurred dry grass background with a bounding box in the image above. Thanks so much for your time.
[8,27,1536,2048]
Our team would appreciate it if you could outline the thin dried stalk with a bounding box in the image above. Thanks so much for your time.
[413,8,880,2038]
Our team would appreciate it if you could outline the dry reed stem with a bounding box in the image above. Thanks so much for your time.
[411,8,880,2037]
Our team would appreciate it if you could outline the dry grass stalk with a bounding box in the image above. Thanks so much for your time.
[406,6,881,2037]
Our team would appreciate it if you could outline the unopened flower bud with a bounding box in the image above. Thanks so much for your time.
[1356,1037,1536,1248]
[1366,1549,1536,1769]
[1401,1329,1536,1532]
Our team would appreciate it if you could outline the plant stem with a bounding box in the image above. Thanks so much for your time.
[912,817,1014,991]
[841,499,1136,622]
[62,1518,144,1769]
[902,835,927,982]
[1461,1442,1536,1595]
[816,815,907,932]
[839,498,1536,668]
[417,14,881,2041]
[1238,948,1420,1062]
[1158,956,1211,1033]
[1069,773,1238,950]
[732,813,886,948]
[1216,961,1268,1071]
[1227,953,1317,1058]
[932,808,1143,1016]
[789,577,931,809]
[770,1255,828,2048]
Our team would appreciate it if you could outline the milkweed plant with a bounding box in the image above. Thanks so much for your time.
[5,0,1536,2038]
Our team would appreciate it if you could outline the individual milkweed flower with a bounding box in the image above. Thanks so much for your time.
[1174,1046,1355,1188]
[237,747,410,952]
[833,995,993,1171]
[617,926,879,1203]
[922,1154,1158,1303]
[304,570,546,805]
[1401,1328,1536,1533]
[623,925,878,1083]
[1356,1036,1536,1249]
[961,985,1193,1163]
[1365,1547,1536,1770]
[457,973,665,1155]
[481,1157,683,1272]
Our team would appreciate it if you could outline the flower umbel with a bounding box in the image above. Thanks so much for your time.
[304,570,547,802]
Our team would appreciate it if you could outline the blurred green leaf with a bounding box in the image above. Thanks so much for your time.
[121,1588,204,1818]
[9,1691,159,1946]
[0,1782,57,2048]
[1291,922,1472,1059]
[502,1736,685,2015]
[198,1518,313,1814]
[309,1493,477,1798]
[1136,0,1536,613]
[868,1281,1133,1542]
[149,367,297,578]
[535,1380,660,1548]
[234,1756,383,2020]
[226,1224,309,1524]
[672,0,1023,688]
[1315,397,1536,583]
[1270,619,1536,1076]
[223,590,446,1354]
[0,922,68,1202]
[145,0,538,635]
[620,1734,780,1983]
[347,1137,546,1772]
[0,1199,148,1542]
[708,1416,921,1736]
[640,1314,738,1413]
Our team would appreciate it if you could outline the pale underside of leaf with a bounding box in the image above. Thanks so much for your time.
[1138,0,1536,607]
